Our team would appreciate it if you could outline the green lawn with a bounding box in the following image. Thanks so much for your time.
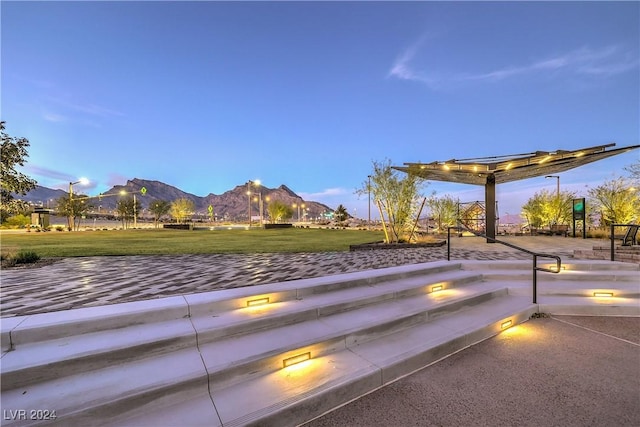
[0,228,385,257]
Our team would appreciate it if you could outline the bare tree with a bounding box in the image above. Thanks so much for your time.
[358,159,426,243]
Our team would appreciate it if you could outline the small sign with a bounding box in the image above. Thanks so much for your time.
[573,198,585,221]
[140,187,147,195]
[208,205,213,213]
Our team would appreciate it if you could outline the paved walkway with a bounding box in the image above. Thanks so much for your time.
[306,315,640,427]
[0,236,604,318]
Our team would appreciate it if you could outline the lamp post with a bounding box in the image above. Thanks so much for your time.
[247,180,261,227]
[545,175,560,199]
[68,178,89,230]
[255,180,263,226]
[119,190,138,228]
[69,178,89,201]
[368,175,372,230]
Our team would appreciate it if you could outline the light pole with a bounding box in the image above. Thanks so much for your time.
[69,177,89,201]
[368,175,372,229]
[247,182,251,227]
[119,190,138,228]
[68,178,89,230]
[545,175,560,199]
[247,180,261,227]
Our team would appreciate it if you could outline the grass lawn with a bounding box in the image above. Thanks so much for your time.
[0,228,385,257]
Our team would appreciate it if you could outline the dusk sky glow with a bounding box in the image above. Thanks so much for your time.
[2,1,638,219]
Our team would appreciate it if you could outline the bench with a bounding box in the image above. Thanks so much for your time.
[550,224,569,236]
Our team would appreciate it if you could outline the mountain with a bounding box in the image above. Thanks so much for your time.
[12,185,67,209]
[18,179,334,221]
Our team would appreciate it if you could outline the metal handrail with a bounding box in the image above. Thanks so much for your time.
[447,225,562,304]
[610,223,639,261]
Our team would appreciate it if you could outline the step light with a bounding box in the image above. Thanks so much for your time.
[500,319,513,329]
[283,352,311,368]
[593,292,614,298]
[246,297,270,307]
[431,284,444,293]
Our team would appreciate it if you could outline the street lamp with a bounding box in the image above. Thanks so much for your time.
[545,175,560,199]
[368,175,372,230]
[247,180,261,227]
[69,177,89,200]
[67,178,88,231]
[119,190,138,228]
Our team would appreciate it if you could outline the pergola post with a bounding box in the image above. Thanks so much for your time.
[485,174,496,243]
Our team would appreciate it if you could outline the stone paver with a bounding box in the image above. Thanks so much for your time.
[0,236,600,318]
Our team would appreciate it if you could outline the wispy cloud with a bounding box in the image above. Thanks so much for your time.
[298,187,350,200]
[389,40,639,89]
[464,45,638,82]
[24,165,78,182]
[388,34,439,88]
[43,112,67,123]
[24,165,98,192]
[48,97,124,118]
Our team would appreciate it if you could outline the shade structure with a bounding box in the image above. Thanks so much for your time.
[393,143,639,241]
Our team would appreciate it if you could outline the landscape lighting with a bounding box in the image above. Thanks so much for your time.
[283,352,311,368]
[500,319,513,329]
[246,297,270,307]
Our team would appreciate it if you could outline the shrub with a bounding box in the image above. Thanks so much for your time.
[3,214,31,228]
[14,251,40,264]
[14,250,40,264]
[0,249,39,267]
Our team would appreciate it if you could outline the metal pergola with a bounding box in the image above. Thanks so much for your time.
[393,143,639,241]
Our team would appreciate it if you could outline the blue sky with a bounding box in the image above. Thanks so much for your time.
[2,1,638,218]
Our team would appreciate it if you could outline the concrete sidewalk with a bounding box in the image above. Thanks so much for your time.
[306,315,640,427]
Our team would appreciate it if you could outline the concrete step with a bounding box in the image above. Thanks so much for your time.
[1,280,500,421]
[1,266,493,425]
[468,259,639,282]
[460,259,640,271]
[1,270,483,390]
[537,295,640,316]
[2,262,462,352]
[204,296,537,427]
[113,294,535,427]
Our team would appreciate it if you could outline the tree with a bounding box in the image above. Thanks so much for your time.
[425,193,458,232]
[521,189,576,230]
[266,200,293,223]
[357,159,426,243]
[334,204,348,222]
[170,198,195,223]
[588,177,639,226]
[1,121,37,220]
[57,195,93,231]
[625,159,640,182]
[148,199,171,228]
[116,197,141,229]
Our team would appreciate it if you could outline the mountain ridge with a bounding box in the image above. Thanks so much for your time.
[18,179,334,221]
